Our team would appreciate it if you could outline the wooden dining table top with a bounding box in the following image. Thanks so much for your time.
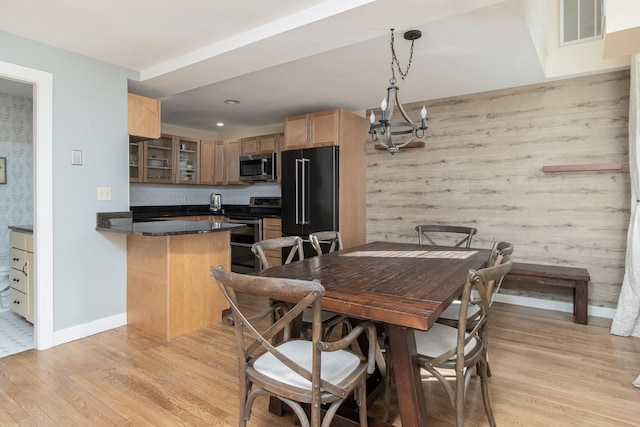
[258,240,490,331]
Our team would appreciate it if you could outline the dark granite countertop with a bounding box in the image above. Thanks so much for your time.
[8,225,33,234]
[131,204,218,220]
[96,212,245,236]
[130,204,280,221]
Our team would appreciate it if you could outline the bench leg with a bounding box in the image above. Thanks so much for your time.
[574,280,588,325]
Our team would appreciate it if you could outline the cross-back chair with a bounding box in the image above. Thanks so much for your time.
[438,241,514,326]
[309,231,344,255]
[414,255,513,427]
[210,266,379,427]
[251,235,304,270]
[415,224,478,248]
[252,236,349,340]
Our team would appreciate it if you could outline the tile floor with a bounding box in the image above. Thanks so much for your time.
[0,309,34,357]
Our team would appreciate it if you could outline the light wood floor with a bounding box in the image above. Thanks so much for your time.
[0,301,639,426]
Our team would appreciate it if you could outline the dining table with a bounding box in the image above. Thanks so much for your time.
[257,240,490,427]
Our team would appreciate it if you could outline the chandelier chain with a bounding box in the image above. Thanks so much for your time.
[389,29,415,84]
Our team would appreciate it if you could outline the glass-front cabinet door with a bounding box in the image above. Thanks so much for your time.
[143,135,174,183]
[176,137,200,184]
[129,141,143,182]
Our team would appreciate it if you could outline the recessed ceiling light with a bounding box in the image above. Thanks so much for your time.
[224,99,240,104]
[216,122,224,127]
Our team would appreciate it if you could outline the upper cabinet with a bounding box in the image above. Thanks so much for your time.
[200,139,216,186]
[240,134,279,155]
[223,139,244,185]
[201,139,245,186]
[283,109,339,150]
[143,135,174,183]
[128,93,161,139]
[129,141,143,182]
[176,136,200,185]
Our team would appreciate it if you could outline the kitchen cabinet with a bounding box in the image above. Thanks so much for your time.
[140,135,201,184]
[128,93,161,139]
[9,231,34,323]
[176,136,200,185]
[212,139,246,185]
[197,215,226,222]
[143,135,174,183]
[240,134,279,155]
[283,109,340,150]
[129,141,143,182]
[200,140,216,185]
[261,217,282,267]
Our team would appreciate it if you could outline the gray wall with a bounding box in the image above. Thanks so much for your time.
[0,30,135,330]
[367,70,630,309]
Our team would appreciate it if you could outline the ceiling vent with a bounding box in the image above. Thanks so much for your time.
[560,0,603,46]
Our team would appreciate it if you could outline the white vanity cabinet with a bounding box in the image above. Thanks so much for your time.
[9,230,34,323]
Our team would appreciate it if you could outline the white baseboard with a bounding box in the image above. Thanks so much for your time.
[52,312,127,346]
[493,293,617,320]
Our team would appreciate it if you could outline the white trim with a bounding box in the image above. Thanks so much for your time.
[0,60,54,350]
[53,313,127,346]
[494,293,617,320]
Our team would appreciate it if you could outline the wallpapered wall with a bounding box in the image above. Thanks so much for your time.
[366,70,630,309]
[0,92,33,268]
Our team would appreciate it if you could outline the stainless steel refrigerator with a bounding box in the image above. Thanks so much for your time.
[281,146,339,247]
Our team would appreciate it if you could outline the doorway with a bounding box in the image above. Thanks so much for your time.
[0,78,35,356]
[0,60,54,350]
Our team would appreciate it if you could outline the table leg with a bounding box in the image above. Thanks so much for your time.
[387,324,428,427]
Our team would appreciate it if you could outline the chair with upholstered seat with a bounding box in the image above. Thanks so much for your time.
[437,241,514,327]
[413,254,512,427]
[415,224,478,248]
[309,231,344,256]
[252,236,348,340]
[210,265,379,427]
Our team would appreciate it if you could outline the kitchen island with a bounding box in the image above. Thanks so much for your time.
[97,212,243,339]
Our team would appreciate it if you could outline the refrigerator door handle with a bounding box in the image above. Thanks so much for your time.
[295,158,302,225]
[301,158,310,225]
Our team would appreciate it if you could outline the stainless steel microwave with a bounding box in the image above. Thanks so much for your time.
[239,153,277,182]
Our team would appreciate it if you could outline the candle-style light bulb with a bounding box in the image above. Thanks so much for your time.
[421,105,427,118]
[381,98,387,111]
[369,111,375,123]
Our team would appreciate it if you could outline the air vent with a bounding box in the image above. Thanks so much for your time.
[560,0,603,46]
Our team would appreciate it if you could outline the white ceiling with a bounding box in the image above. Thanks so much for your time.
[0,0,609,133]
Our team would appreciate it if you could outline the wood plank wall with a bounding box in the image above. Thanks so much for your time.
[366,70,630,308]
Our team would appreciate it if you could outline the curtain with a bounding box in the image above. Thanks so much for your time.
[611,53,640,338]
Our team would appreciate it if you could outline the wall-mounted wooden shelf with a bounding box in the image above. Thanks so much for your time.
[542,163,622,173]
[374,141,425,150]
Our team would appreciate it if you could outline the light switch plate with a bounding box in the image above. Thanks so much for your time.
[97,187,111,201]
[71,149,83,165]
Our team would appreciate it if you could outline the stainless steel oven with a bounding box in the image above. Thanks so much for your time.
[228,218,262,273]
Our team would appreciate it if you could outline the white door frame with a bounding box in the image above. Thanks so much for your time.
[0,60,54,350]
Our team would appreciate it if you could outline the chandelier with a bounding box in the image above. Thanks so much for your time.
[368,28,428,155]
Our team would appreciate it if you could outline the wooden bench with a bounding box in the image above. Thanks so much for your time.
[502,262,590,325]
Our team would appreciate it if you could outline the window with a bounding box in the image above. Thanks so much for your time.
[560,0,603,46]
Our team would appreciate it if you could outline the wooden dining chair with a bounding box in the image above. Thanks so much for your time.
[438,241,514,326]
[309,230,343,255]
[251,235,304,270]
[210,265,379,427]
[252,236,349,340]
[436,241,514,377]
[415,224,478,248]
[413,255,513,427]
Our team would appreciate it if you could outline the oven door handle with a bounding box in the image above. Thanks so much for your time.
[230,242,253,248]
